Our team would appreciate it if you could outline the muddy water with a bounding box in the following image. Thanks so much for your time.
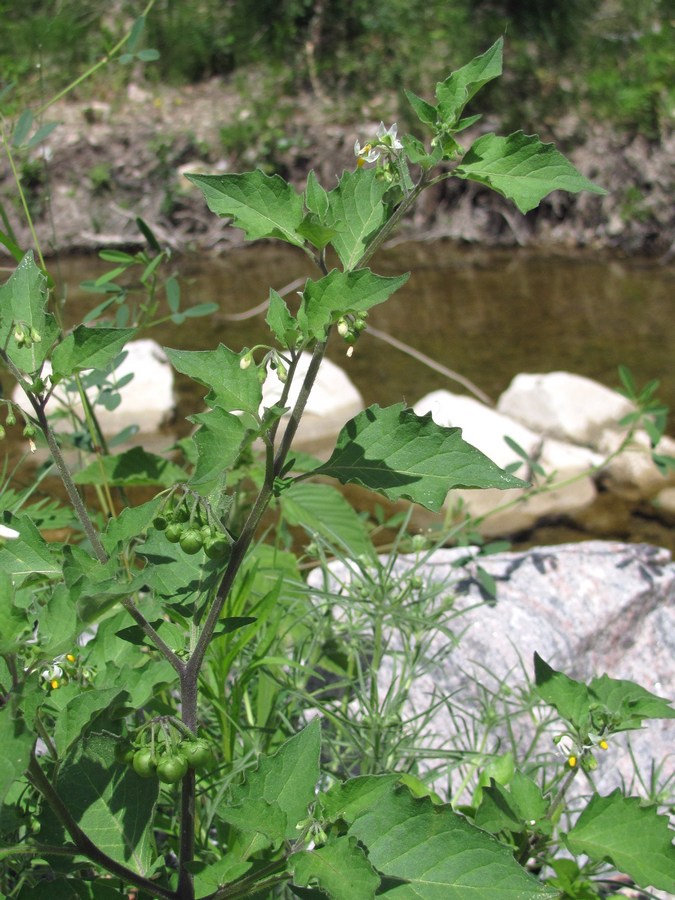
[53,240,675,431]
[18,242,675,548]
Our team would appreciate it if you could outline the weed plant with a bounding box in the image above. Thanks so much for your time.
[0,20,674,900]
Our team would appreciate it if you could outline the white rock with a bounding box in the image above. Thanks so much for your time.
[655,486,675,517]
[12,338,174,436]
[307,542,675,802]
[262,352,363,457]
[597,428,675,499]
[414,390,597,535]
[497,372,634,446]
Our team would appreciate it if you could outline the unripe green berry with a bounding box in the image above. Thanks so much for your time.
[165,522,183,543]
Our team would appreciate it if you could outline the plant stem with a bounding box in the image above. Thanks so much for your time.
[174,167,438,899]
[274,339,328,476]
[176,770,196,900]
[34,0,158,117]
[0,120,47,272]
[36,404,109,563]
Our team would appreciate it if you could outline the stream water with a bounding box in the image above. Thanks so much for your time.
[16,241,675,549]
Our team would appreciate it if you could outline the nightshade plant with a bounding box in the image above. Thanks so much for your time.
[1,37,674,900]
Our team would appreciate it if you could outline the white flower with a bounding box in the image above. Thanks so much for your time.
[354,139,381,166]
[354,123,403,168]
[376,121,403,150]
[553,733,576,758]
[0,523,20,540]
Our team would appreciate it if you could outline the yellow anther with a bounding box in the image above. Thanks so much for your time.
[599,739,609,751]
[568,755,577,768]
[50,679,60,690]
[66,654,76,663]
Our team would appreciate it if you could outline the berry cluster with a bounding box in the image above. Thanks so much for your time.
[336,311,368,355]
[153,497,232,561]
[116,721,213,785]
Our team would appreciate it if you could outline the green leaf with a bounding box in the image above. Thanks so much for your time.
[348,785,555,899]
[292,835,380,899]
[51,326,136,379]
[587,673,675,729]
[297,213,338,250]
[320,775,401,825]
[313,404,526,512]
[227,718,321,841]
[280,482,374,559]
[0,513,61,579]
[0,571,29,652]
[26,121,59,150]
[14,877,124,898]
[404,90,438,128]
[37,583,79,657]
[53,688,126,757]
[218,798,288,846]
[101,495,163,553]
[136,529,219,606]
[565,791,675,893]
[476,773,549,836]
[326,168,391,270]
[509,772,549,826]
[189,857,252,895]
[266,288,301,349]
[136,48,159,62]
[297,269,408,341]
[455,132,607,214]
[39,732,158,876]
[534,654,591,729]
[0,251,60,374]
[305,169,329,218]
[0,705,34,805]
[165,344,262,417]
[186,170,305,247]
[474,781,524,835]
[126,14,145,52]
[187,407,248,496]
[12,110,33,147]
[183,301,218,318]
[435,38,503,128]
[73,446,187,487]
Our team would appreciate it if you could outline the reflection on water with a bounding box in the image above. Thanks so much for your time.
[54,240,675,426]
[10,242,675,549]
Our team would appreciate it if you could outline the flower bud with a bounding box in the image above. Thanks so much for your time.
[581,752,598,772]
[411,534,427,551]
[29,327,42,343]
[336,318,350,337]
[240,352,253,370]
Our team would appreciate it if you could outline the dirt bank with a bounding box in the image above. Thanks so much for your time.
[2,77,673,257]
